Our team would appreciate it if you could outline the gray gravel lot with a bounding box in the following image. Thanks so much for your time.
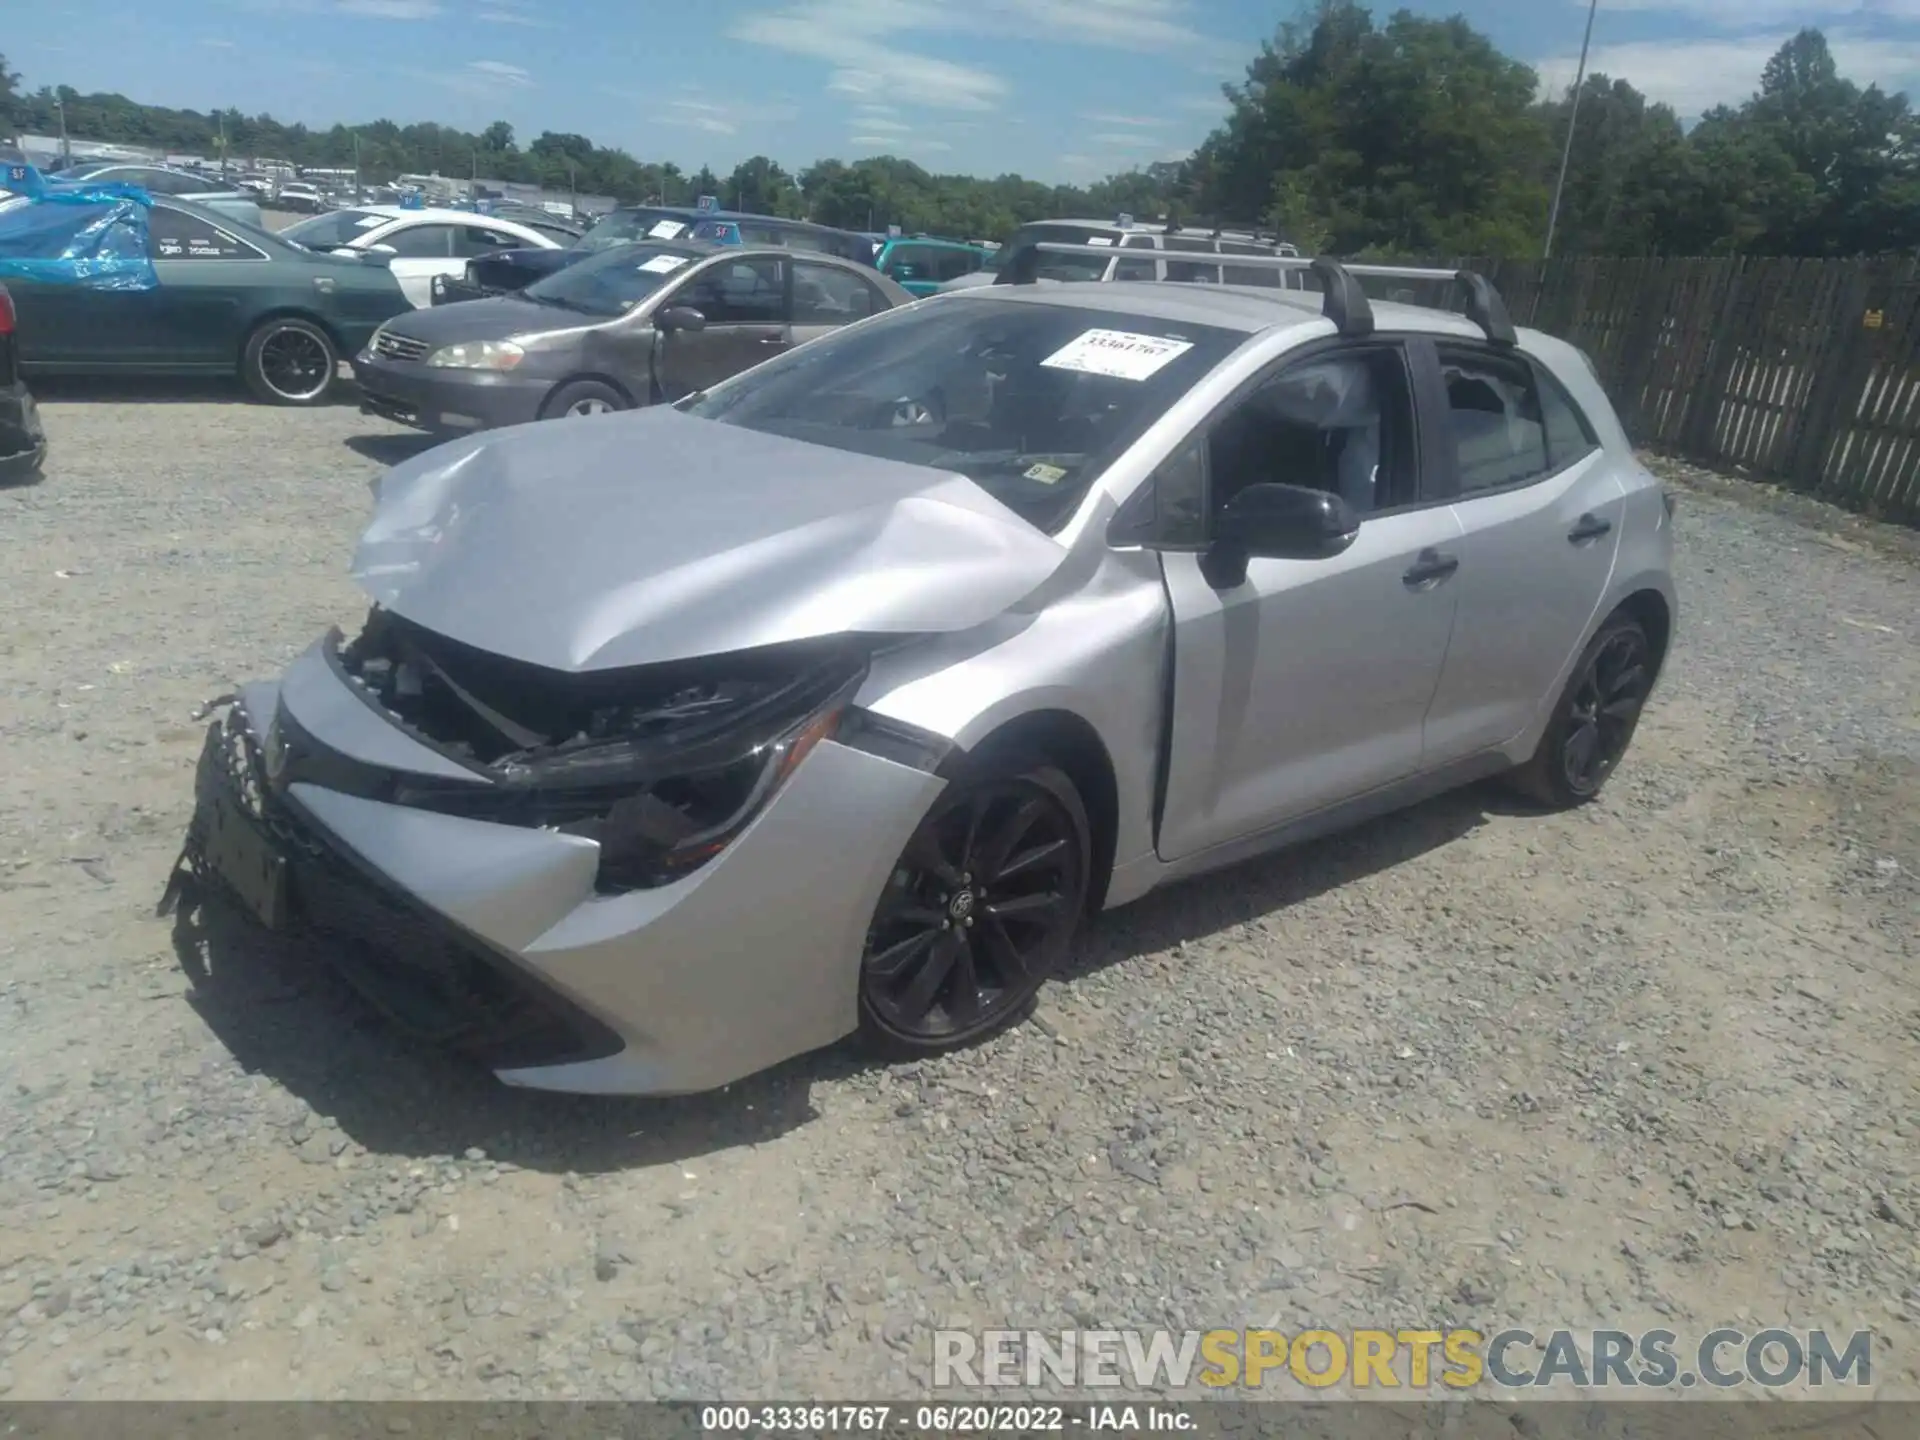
[1,391,1917,1401]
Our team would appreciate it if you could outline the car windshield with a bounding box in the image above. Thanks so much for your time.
[578,209,697,252]
[681,296,1243,532]
[281,209,388,249]
[520,242,693,317]
[985,224,1120,282]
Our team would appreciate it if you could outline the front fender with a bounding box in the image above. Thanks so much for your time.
[855,547,1170,904]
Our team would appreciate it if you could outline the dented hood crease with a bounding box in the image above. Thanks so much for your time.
[352,407,1068,672]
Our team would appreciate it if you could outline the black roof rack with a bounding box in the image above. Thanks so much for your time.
[1012,244,1518,346]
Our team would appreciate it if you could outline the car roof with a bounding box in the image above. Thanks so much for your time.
[938,278,1509,344]
[354,205,533,225]
[694,213,865,239]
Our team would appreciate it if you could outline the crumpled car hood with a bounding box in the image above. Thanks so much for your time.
[352,407,1067,672]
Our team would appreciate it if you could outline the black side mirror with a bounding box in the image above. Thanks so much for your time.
[1200,483,1359,588]
[655,305,707,333]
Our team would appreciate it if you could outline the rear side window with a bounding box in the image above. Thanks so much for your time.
[1114,234,1156,282]
[1436,345,1549,494]
[931,249,982,281]
[1162,236,1221,285]
[1535,362,1600,470]
[792,260,884,324]
[1220,240,1281,289]
[384,224,456,259]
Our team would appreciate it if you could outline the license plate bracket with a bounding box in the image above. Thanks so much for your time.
[197,741,291,931]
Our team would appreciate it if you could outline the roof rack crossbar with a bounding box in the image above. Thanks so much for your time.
[1016,243,1516,345]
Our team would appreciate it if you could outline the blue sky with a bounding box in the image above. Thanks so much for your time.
[9,0,1920,183]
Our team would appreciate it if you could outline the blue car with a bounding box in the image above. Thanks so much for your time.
[872,236,994,296]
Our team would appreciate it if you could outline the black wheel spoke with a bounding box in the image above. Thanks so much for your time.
[896,929,961,1024]
[995,837,1067,883]
[977,912,1030,985]
[1601,696,1642,722]
[975,797,1047,882]
[904,826,962,888]
[866,927,937,981]
[1605,663,1647,701]
[983,890,1063,923]
[944,936,982,1026]
[1565,722,1599,782]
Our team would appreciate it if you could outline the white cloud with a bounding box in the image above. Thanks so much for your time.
[1081,111,1161,127]
[734,0,1237,112]
[336,0,439,16]
[1535,29,1920,115]
[661,97,737,135]
[467,59,532,86]
[1587,0,1920,25]
[478,0,545,24]
[850,133,953,152]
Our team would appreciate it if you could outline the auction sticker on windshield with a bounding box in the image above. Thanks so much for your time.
[638,254,689,274]
[1040,329,1194,382]
[648,220,685,238]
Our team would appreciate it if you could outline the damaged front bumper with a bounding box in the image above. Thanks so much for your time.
[164,632,949,1095]
[0,378,47,483]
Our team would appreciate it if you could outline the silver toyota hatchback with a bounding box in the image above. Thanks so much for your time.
[167,254,1677,1096]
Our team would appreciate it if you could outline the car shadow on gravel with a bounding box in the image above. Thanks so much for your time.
[167,779,1528,1176]
[1065,779,1526,982]
[344,432,443,466]
[168,895,866,1177]
[28,372,361,407]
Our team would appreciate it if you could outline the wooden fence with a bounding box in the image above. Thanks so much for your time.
[1402,256,1920,524]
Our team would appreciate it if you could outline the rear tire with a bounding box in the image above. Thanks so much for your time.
[1507,612,1653,809]
[858,753,1091,1060]
[242,317,337,406]
[541,379,626,420]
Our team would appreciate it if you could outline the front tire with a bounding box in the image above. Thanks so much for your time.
[242,317,337,406]
[1509,612,1654,808]
[541,379,627,420]
[858,756,1091,1059]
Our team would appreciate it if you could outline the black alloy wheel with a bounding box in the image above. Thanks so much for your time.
[859,759,1090,1056]
[1511,612,1653,808]
[242,318,337,406]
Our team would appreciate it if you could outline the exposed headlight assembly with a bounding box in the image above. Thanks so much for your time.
[372,634,873,895]
[426,339,525,371]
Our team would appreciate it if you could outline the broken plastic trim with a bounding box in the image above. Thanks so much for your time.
[331,611,873,893]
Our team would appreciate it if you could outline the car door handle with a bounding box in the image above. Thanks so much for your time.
[1568,513,1613,543]
[1402,549,1460,589]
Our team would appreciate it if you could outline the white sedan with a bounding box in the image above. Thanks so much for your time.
[279,205,565,308]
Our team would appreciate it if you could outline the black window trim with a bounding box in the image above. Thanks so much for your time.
[791,256,885,324]
[150,204,269,262]
[380,221,459,259]
[1110,333,1432,550]
[1423,337,1600,502]
[662,251,792,326]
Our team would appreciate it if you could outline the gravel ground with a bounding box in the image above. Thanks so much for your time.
[0,393,1916,1403]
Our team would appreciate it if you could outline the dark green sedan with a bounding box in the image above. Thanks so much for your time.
[10,198,412,405]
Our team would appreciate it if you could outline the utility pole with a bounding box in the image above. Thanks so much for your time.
[217,110,228,176]
[352,132,362,197]
[1543,0,1599,261]
[54,95,71,165]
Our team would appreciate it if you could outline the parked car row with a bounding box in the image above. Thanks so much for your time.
[0,169,1310,416]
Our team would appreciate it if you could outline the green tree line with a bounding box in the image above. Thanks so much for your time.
[4,0,1916,256]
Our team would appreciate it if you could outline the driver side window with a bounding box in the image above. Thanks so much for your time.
[672,256,787,325]
[1140,345,1417,544]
